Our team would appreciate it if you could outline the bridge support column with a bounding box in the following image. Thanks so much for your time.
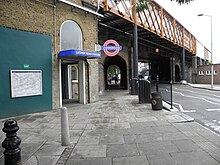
[131,24,139,95]
[133,24,138,78]
[192,56,197,83]
[181,48,186,82]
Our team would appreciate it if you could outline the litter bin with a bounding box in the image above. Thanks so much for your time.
[130,78,139,95]
[151,92,162,110]
[139,79,151,103]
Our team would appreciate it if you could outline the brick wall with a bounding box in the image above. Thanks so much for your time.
[0,0,99,108]
[196,64,220,84]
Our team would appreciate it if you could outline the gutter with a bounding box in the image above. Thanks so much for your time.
[58,0,104,17]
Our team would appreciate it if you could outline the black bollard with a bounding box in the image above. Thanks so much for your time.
[156,75,159,92]
[2,119,21,165]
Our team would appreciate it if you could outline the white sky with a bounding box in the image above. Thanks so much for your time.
[155,0,220,63]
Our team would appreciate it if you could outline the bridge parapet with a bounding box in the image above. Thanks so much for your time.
[93,0,196,54]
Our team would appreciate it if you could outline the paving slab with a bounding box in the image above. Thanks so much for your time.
[113,156,149,165]
[1,90,220,164]
[65,158,112,165]
[107,144,139,157]
[137,141,180,155]
[124,133,163,144]
[147,153,177,165]
[162,132,188,141]
[78,135,100,145]
[24,155,59,165]
[170,150,220,165]
[172,139,201,152]
[100,135,124,145]
[34,144,65,156]
[70,145,106,159]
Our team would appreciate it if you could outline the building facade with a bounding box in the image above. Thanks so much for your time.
[192,56,220,84]
[0,0,196,119]
[196,64,220,84]
[0,0,100,118]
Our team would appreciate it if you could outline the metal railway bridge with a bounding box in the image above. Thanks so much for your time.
[90,0,196,90]
[98,0,196,54]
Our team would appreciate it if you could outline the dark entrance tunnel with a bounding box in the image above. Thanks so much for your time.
[150,56,171,82]
[104,55,127,90]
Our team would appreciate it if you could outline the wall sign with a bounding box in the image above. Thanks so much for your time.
[23,64,30,69]
[59,49,101,59]
[10,70,42,98]
[102,40,122,57]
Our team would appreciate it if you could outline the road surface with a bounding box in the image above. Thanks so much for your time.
[161,84,220,135]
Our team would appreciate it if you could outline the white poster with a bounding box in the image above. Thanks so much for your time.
[10,70,42,98]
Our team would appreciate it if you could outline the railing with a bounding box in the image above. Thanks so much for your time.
[93,0,196,54]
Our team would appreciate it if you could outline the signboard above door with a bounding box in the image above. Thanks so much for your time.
[58,49,101,59]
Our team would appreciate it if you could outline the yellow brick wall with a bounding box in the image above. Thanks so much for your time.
[0,0,98,108]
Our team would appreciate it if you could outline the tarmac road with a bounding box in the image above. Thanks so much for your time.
[169,84,220,135]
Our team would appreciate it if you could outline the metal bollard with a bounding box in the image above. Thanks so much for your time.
[156,75,159,92]
[2,119,21,165]
[60,107,70,146]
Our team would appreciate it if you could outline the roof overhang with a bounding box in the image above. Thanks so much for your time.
[58,49,101,60]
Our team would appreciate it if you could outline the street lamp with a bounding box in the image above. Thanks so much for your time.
[198,14,213,88]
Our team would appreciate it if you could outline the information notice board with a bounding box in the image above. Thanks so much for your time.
[10,70,42,98]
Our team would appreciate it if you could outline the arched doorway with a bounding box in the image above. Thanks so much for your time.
[107,65,121,88]
[60,20,86,104]
[104,55,127,90]
[175,65,180,82]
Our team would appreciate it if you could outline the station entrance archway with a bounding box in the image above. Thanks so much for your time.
[104,55,127,90]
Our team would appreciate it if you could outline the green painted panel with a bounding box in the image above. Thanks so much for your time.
[0,27,52,119]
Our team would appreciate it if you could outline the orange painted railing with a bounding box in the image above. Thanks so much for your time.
[94,0,196,54]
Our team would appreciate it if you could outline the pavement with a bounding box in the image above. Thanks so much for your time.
[1,89,220,165]
[188,83,220,91]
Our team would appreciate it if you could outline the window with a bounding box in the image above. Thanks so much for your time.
[198,71,204,75]
[60,20,82,51]
[71,65,78,81]
[214,70,218,75]
[206,70,211,75]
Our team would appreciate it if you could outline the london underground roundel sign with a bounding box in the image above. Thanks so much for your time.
[102,40,122,57]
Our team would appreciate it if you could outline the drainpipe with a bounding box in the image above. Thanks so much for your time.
[86,60,90,103]
[53,1,57,56]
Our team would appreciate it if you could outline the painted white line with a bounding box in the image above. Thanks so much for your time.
[206,109,220,111]
[214,127,220,131]
[205,123,214,126]
[177,91,220,105]
[211,125,220,130]
[182,110,197,113]
[173,102,196,113]
[180,92,184,96]
[213,95,220,98]
[202,98,214,104]
[174,88,194,93]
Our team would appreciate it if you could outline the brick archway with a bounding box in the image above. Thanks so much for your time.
[104,55,127,89]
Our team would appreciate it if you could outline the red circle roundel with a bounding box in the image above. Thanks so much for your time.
[103,40,120,57]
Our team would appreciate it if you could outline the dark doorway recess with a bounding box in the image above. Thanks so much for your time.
[175,65,180,82]
[104,55,127,90]
[150,56,171,82]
